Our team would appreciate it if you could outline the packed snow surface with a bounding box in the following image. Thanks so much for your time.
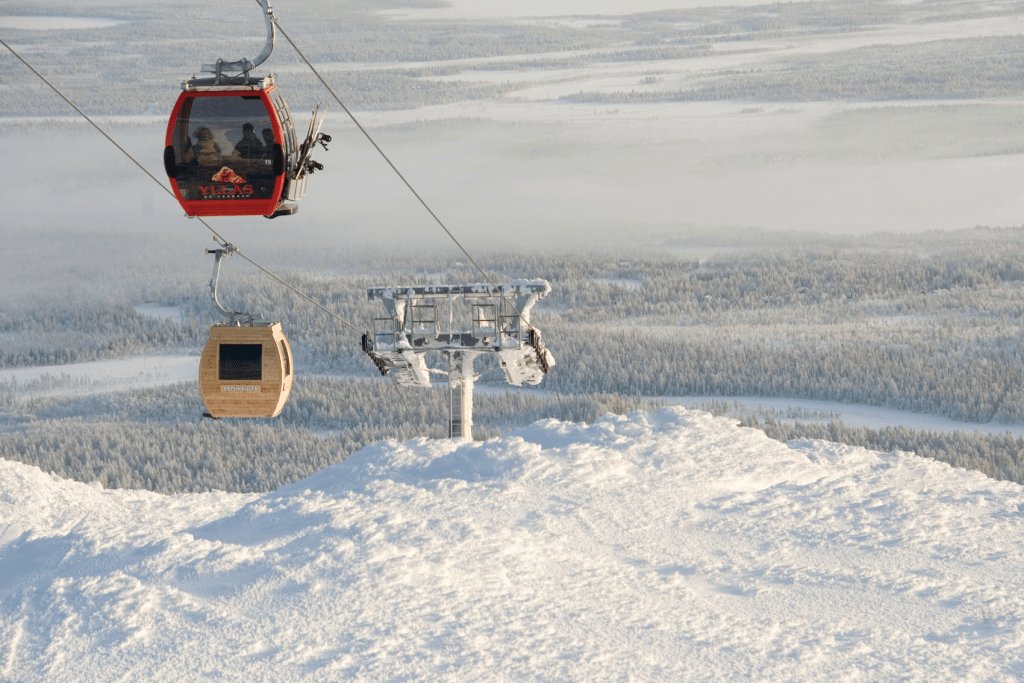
[2,408,1023,680]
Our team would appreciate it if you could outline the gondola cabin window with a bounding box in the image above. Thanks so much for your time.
[219,343,263,381]
[170,94,278,203]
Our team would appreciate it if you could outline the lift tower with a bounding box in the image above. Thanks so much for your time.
[362,280,555,440]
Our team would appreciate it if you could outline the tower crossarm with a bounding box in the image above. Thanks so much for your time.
[367,280,550,327]
[370,332,523,352]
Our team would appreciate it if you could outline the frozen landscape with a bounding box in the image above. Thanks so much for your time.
[5,0,1024,678]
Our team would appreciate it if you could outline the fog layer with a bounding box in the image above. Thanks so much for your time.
[3,0,1024,267]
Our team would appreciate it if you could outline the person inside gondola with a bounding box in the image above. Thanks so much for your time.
[193,127,223,166]
[233,122,265,159]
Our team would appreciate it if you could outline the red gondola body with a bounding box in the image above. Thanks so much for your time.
[164,77,302,218]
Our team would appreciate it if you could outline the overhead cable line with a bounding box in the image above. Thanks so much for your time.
[0,35,364,339]
[270,15,544,323]
[269,13,569,420]
[270,20,496,289]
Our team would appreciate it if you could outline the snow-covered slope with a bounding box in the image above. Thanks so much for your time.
[2,408,1023,681]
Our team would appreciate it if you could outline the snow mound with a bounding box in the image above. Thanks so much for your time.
[2,407,1023,681]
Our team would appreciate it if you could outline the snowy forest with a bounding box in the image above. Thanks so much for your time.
[5,0,1024,492]
[6,228,1024,491]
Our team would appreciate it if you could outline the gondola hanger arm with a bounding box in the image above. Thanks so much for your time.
[207,246,261,326]
[201,0,276,80]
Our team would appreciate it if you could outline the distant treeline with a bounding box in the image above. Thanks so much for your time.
[743,415,1024,485]
[3,0,1023,117]
[562,36,1024,104]
[682,398,1024,485]
[0,376,660,493]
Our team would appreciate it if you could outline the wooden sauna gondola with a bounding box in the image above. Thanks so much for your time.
[197,247,294,419]
[199,322,293,418]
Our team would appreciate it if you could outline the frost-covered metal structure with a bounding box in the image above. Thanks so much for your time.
[362,280,555,440]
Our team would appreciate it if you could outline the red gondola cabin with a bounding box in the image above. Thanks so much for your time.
[164,76,304,218]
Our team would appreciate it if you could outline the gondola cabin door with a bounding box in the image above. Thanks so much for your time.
[199,322,293,418]
[164,78,300,218]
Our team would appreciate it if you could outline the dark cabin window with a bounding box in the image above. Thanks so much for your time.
[171,95,277,201]
[220,344,262,381]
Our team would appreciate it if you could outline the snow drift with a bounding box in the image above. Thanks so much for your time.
[2,407,1023,681]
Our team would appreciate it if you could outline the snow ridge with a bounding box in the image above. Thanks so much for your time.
[1,408,1023,681]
